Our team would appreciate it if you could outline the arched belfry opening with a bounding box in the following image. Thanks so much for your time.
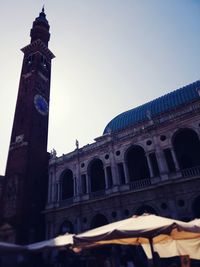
[90,214,108,229]
[173,128,200,169]
[61,169,74,200]
[126,145,150,181]
[88,159,106,192]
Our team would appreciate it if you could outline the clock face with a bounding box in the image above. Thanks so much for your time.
[34,94,48,115]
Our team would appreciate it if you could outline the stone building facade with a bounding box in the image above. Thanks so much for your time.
[45,80,200,238]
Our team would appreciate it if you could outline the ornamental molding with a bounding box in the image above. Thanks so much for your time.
[21,39,55,59]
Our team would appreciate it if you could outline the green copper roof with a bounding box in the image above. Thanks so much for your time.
[103,80,200,134]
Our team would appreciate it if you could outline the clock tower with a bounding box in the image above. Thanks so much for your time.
[1,8,55,243]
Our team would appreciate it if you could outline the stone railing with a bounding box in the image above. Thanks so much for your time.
[129,178,152,191]
[181,166,200,178]
[59,197,74,207]
[90,190,106,198]
[52,167,200,209]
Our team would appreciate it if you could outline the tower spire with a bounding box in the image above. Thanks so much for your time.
[30,8,50,46]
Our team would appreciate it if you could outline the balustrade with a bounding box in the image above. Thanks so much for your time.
[181,166,200,178]
[59,197,74,207]
[57,167,200,207]
[129,178,152,190]
[90,190,105,198]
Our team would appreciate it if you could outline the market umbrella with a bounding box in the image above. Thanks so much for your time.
[189,218,200,227]
[73,214,200,263]
[26,233,74,252]
[143,218,200,260]
[142,238,200,260]
[0,242,25,252]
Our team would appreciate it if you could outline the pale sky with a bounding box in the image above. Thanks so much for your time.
[1,0,200,175]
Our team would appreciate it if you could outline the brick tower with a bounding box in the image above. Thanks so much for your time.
[1,8,55,243]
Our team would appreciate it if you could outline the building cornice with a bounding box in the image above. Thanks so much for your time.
[21,39,55,59]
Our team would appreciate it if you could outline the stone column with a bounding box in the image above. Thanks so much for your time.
[123,160,130,184]
[110,153,120,185]
[170,147,180,171]
[146,153,154,178]
[47,171,52,204]
[104,166,109,189]
[52,177,56,203]
[55,180,62,202]
[73,176,77,196]
[86,173,90,194]
[152,135,168,175]
[154,146,169,181]
[75,156,81,196]
[156,148,168,173]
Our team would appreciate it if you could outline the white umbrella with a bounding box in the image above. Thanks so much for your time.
[26,233,74,252]
[189,218,200,227]
[142,239,200,260]
[0,241,25,252]
[74,214,200,247]
[73,214,200,263]
[143,218,200,260]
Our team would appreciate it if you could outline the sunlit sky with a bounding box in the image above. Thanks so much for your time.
[1,0,200,175]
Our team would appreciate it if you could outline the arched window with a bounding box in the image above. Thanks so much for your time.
[126,145,150,181]
[90,214,108,229]
[88,159,106,192]
[192,196,200,218]
[135,205,157,216]
[173,128,200,169]
[90,214,111,257]
[60,220,74,234]
[61,169,74,200]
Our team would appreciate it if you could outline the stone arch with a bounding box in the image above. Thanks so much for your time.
[90,214,108,229]
[88,159,106,192]
[59,220,74,234]
[172,128,200,169]
[61,169,74,200]
[0,223,16,243]
[135,205,157,216]
[125,145,150,181]
[192,196,200,218]
[90,214,111,259]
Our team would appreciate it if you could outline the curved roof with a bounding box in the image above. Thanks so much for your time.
[103,80,200,134]
[36,8,49,25]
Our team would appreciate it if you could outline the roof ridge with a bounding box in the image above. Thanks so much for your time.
[103,80,200,134]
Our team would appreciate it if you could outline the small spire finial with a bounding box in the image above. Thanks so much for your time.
[42,5,45,13]
[75,139,79,149]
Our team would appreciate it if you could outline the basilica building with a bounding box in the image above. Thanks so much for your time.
[45,79,200,238]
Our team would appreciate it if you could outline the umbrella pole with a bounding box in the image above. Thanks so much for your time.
[149,238,156,267]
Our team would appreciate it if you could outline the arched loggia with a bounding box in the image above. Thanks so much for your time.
[173,128,200,169]
[59,220,74,234]
[61,169,74,200]
[125,145,150,181]
[135,205,157,216]
[192,196,200,218]
[88,159,106,192]
[90,214,108,229]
